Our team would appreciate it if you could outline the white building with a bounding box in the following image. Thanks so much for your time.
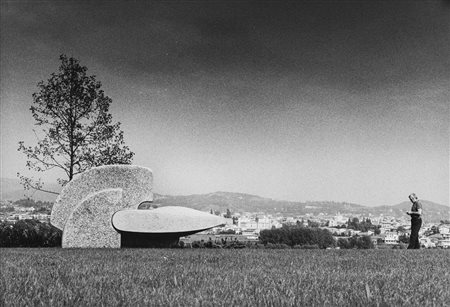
[238,216,281,231]
[328,219,339,227]
[328,215,347,227]
[437,233,450,249]
[419,237,436,248]
[380,219,396,233]
[439,225,450,234]
[384,232,399,244]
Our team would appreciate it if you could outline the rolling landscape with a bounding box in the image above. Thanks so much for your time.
[154,192,449,222]
[2,178,448,222]
[1,178,61,203]
[2,1,449,306]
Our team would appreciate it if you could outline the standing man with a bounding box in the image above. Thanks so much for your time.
[406,193,422,249]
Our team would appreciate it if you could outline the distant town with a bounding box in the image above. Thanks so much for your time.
[1,197,449,249]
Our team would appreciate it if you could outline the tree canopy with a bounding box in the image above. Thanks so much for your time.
[0,220,62,247]
[259,225,335,249]
[18,55,134,192]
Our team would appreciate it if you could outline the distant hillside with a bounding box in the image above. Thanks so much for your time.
[155,192,366,215]
[1,178,60,202]
[2,178,448,222]
[154,192,449,222]
[368,201,450,223]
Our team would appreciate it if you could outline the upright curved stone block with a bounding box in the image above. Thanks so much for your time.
[51,165,153,230]
[62,189,123,248]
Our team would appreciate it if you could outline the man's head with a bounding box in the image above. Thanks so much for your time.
[409,193,418,203]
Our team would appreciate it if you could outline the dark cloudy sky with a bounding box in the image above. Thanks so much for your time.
[1,1,449,206]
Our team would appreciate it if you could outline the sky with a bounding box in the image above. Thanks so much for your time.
[1,1,449,206]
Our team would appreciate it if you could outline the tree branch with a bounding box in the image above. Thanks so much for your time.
[27,183,60,195]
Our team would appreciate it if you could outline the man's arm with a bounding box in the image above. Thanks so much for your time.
[407,209,422,215]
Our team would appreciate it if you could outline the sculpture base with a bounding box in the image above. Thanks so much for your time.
[120,232,181,248]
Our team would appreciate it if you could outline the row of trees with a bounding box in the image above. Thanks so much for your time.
[259,225,336,249]
[346,218,380,234]
[0,220,62,247]
[258,225,377,249]
[189,239,248,249]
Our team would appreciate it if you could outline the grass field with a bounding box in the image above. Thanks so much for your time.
[1,249,449,306]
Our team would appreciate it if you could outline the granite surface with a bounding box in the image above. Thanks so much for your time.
[62,189,123,248]
[112,206,227,233]
[51,165,153,230]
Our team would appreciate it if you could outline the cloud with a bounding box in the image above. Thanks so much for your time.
[3,1,449,94]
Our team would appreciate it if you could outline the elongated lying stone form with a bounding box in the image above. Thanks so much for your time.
[112,207,227,234]
[51,165,153,230]
[62,189,123,248]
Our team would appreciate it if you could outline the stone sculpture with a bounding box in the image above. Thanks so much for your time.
[62,189,123,248]
[50,164,226,248]
[51,165,153,231]
[113,207,228,247]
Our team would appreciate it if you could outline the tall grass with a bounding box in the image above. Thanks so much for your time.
[1,249,449,306]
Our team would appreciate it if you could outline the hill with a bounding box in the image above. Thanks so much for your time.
[2,178,448,222]
[1,178,60,202]
[368,200,450,223]
[153,191,364,215]
[154,192,449,222]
